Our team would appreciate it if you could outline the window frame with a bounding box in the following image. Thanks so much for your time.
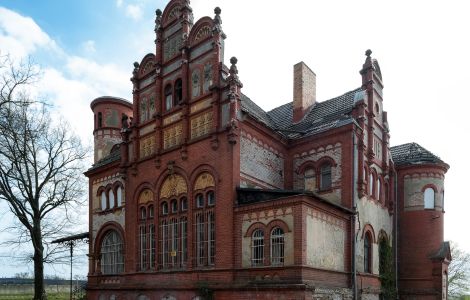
[251,229,264,267]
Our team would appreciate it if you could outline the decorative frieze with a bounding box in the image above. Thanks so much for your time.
[140,135,156,158]
[163,124,183,149]
[190,111,213,139]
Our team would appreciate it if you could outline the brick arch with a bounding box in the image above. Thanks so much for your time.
[112,180,124,191]
[161,0,183,25]
[316,156,338,169]
[296,160,316,175]
[244,222,266,238]
[362,223,377,244]
[266,219,291,234]
[133,183,154,204]
[421,183,438,193]
[94,221,126,258]
[190,164,219,187]
[189,17,214,46]
[138,53,155,77]
[378,229,389,244]
[96,185,106,196]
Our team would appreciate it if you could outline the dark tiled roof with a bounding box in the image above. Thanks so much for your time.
[240,88,361,139]
[430,241,451,261]
[390,143,446,167]
[87,147,121,171]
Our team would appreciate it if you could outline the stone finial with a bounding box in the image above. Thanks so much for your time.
[365,49,372,57]
[155,9,163,32]
[229,57,238,75]
[213,6,225,38]
[133,62,140,69]
[214,7,222,24]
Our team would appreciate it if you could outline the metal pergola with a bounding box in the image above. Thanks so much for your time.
[52,232,89,300]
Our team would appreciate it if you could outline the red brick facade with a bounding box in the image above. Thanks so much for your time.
[84,1,450,299]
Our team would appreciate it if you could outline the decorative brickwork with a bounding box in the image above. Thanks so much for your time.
[139,135,156,158]
[163,124,182,149]
[190,111,213,139]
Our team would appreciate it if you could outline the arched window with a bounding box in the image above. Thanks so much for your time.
[364,232,372,273]
[304,167,315,191]
[424,187,435,209]
[171,199,178,213]
[181,197,188,211]
[164,84,173,111]
[174,79,182,105]
[193,172,216,267]
[139,224,147,270]
[270,227,284,266]
[98,112,103,128]
[377,178,381,201]
[320,163,332,190]
[116,186,123,207]
[101,191,107,210]
[207,191,215,206]
[148,205,154,218]
[140,207,147,220]
[100,230,124,274]
[251,229,264,266]
[161,202,168,215]
[369,172,375,196]
[196,194,204,208]
[109,190,115,209]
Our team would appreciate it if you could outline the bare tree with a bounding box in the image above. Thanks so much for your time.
[0,58,88,300]
[448,242,470,299]
[0,54,39,109]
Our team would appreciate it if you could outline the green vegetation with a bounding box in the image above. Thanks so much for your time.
[0,293,69,300]
[379,238,396,299]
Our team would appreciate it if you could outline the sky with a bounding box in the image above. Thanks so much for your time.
[0,0,469,277]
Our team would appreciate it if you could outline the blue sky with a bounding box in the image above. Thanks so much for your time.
[1,0,470,278]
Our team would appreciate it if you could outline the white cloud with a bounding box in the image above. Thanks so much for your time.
[125,4,143,20]
[0,7,132,144]
[82,40,96,54]
[0,7,60,59]
[116,0,124,8]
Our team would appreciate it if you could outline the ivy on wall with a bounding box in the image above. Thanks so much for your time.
[379,238,396,299]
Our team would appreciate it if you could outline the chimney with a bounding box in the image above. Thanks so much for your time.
[293,62,316,123]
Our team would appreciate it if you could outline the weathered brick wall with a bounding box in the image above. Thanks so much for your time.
[240,207,294,268]
[293,142,342,204]
[305,207,346,271]
[90,173,126,250]
[356,196,393,274]
[403,172,445,211]
[240,131,284,189]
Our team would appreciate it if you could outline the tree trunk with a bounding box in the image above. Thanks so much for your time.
[33,225,46,300]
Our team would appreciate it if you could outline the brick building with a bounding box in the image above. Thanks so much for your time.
[84,1,451,299]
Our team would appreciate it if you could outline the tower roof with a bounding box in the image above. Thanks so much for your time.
[391,142,447,167]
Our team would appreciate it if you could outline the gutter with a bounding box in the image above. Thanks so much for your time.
[352,131,358,299]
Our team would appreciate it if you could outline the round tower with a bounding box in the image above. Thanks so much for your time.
[90,96,133,163]
[393,143,450,299]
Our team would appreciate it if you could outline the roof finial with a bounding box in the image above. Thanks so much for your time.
[365,49,372,57]
[230,57,238,75]
[213,7,225,38]
[155,9,162,33]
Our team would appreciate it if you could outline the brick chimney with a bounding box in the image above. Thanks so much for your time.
[293,62,316,123]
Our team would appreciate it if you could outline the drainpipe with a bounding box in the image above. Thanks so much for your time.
[352,131,358,300]
[393,167,399,298]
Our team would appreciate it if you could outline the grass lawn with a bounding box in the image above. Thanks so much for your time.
[0,293,69,300]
